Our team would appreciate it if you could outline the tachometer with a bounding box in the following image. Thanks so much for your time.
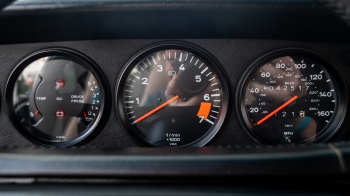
[6,48,110,147]
[237,49,347,144]
[116,42,229,147]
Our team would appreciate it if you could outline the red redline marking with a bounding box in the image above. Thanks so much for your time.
[197,102,212,120]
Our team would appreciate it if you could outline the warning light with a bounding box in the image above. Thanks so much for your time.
[55,79,65,89]
[197,102,212,120]
[56,109,65,118]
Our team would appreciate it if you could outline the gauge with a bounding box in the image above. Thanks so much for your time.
[6,48,110,147]
[116,42,229,147]
[237,49,347,145]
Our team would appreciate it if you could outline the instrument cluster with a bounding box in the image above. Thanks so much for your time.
[1,41,348,147]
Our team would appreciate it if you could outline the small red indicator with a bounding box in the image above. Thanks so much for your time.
[55,79,65,89]
[56,110,65,118]
[35,110,39,115]
[83,111,87,117]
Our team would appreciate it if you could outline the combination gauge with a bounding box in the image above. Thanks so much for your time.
[116,42,230,147]
[6,49,110,147]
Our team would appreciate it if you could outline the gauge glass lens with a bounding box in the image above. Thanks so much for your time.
[118,47,228,147]
[9,54,104,145]
[241,55,342,144]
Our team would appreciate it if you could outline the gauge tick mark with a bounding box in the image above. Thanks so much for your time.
[210,115,217,119]
[195,59,199,65]
[152,56,157,65]
[201,67,208,74]
[205,119,214,125]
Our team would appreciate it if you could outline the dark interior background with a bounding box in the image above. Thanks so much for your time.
[1,0,350,147]
[1,1,350,194]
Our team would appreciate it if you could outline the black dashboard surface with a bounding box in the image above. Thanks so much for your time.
[1,0,350,44]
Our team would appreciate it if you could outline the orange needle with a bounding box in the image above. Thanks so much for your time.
[132,95,179,124]
[256,95,298,125]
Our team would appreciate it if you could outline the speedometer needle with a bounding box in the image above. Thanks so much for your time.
[256,95,298,125]
[132,95,179,124]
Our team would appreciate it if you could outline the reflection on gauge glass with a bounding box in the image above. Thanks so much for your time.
[238,49,347,145]
[6,49,107,146]
[116,43,229,147]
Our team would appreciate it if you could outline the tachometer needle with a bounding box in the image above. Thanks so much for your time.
[132,95,179,124]
[256,95,298,125]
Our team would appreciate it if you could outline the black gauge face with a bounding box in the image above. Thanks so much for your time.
[6,49,108,146]
[116,43,229,147]
[238,50,347,145]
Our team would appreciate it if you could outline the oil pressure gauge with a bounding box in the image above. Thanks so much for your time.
[237,49,347,145]
[6,49,110,147]
[116,42,229,147]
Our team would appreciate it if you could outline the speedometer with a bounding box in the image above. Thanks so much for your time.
[237,49,347,145]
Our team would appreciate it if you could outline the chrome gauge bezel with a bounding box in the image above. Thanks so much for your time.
[236,48,348,145]
[115,41,231,147]
[5,48,111,147]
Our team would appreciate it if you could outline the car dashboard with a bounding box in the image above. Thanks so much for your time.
[1,0,350,195]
